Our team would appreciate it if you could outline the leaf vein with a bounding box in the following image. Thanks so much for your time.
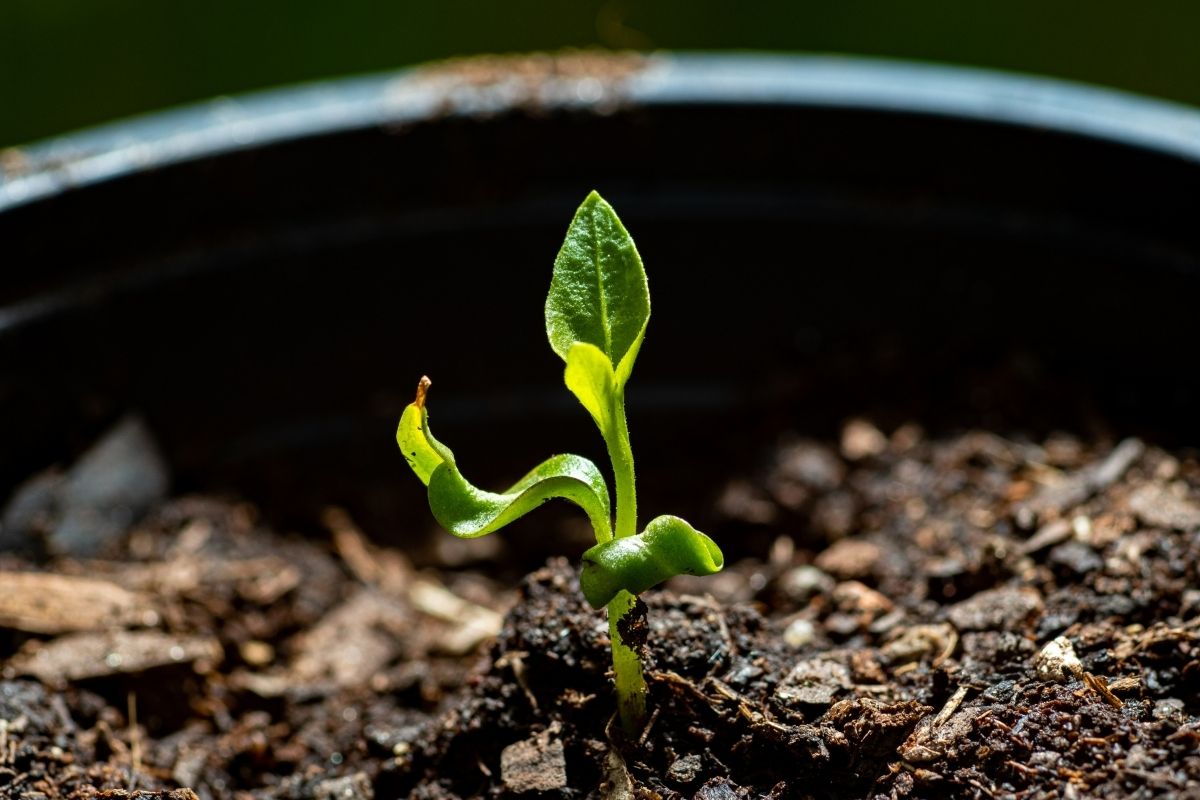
[591,202,613,360]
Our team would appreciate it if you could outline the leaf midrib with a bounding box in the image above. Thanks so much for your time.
[591,203,613,361]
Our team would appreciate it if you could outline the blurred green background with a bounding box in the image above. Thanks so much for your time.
[3,1,1197,148]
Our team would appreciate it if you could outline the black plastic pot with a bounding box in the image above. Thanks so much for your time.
[3,53,1200,548]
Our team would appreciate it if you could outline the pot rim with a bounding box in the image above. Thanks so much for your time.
[3,51,1200,211]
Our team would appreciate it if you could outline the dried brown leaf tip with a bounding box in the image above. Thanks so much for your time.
[415,376,432,409]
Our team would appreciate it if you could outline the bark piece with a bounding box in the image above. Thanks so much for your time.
[947,586,1043,632]
[1017,438,1143,524]
[288,588,407,688]
[1128,484,1200,531]
[501,728,567,793]
[775,657,852,709]
[0,572,157,634]
[9,630,221,684]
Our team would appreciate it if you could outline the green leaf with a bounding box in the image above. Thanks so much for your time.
[564,341,616,432]
[546,191,650,386]
[579,515,724,609]
[396,378,613,541]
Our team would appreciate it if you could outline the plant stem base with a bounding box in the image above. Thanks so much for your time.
[607,589,646,735]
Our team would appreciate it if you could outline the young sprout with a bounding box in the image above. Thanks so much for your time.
[397,191,724,734]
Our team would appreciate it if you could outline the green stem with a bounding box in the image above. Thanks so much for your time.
[606,590,646,735]
[602,389,646,735]
[604,391,637,541]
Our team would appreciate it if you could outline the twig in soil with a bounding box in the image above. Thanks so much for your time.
[324,506,411,593]
[653,669,799,738]
[1112,618,1200,662]
[1005,759,1041,778]
[933,628,959,669]
[1080,672,1122,708]
[651,669,714,705]
[494,651,539,712]
[978,710,1041,755]
[636,705,661,748]
[126,691,140,793]
[709,679,794,736]
[931,685,969,729]
[1018,518,1073,555]
[965,777,995,798]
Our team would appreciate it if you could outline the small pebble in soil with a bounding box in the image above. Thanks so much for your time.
[694,777,742,800]
[312,772,371,800]
[716,479,778,524]
[782,617,816,648]
[815,538,883,580]
[1152,698,1187,723]
[880,623,955,666]
[841,419,888,461]
[1048,540,1103,576]
[666,753,704,785]
[774,440,845,490]
[777,565,835,602]
[1033,635,1083,682]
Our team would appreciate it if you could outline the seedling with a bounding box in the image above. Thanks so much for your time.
[397,191,724,734]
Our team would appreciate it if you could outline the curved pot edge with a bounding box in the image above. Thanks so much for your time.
[3,51,1200,212]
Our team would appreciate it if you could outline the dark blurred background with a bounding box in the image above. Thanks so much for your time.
[2,0,1198,148]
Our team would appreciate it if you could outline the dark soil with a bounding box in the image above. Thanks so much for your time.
[3,420,1200,799]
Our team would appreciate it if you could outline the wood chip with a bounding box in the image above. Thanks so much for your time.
[775,657,852,709]
[1017,438,1144,524]
[114,555,300,601]
[947,586,1043,632]
[288,588,407,688]
[1081,672,1123,708]
[881,623,957,667]
[600,746,635,799]
[1107,675,1142,693]
[500,726,567,793]
[410,578,503,655]
[1128,484,1200,531]
[0,572,158,634]
[9,631,221,684]
[326,508,500,656]
[1019,518,1073,555]
[325,506,413,593]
